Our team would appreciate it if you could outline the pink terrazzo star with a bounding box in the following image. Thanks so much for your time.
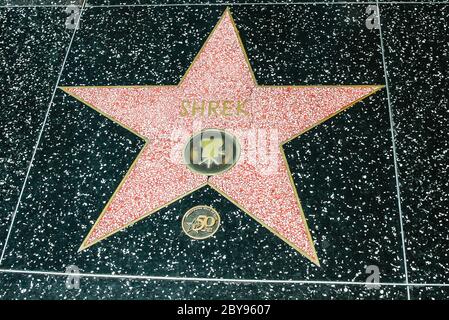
[62,9,382,265]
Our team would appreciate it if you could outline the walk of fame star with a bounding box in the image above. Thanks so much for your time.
[60,8,383,266]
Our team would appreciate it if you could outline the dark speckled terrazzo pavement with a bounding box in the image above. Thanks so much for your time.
[0,1,448,300]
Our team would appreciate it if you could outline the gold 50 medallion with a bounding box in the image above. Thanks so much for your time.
[182,206,221,240]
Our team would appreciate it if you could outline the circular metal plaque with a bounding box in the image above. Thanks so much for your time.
[182,206,221,240]
[184,129,240,176]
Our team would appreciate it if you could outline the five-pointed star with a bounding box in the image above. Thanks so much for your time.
[61,9,382,265]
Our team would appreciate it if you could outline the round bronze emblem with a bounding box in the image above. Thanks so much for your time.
[182,206,221,240]
[184,129,240,176]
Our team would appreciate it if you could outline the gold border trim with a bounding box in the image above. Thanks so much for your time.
[60,7,384,265]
